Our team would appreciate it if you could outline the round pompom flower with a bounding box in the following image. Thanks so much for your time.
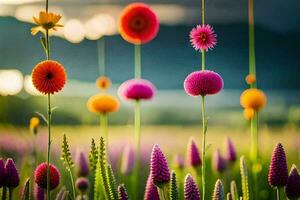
[186,138,201,167]
[75,177,89,193]
[32,60,67,94]
[285,164,300,200]
[240,88,267,111]
[245,74,256,85]
[4,158,20,188]
[118,79,155,101]
[119,3,159,45]
[87,94,120,114]
[34,163,60,190]
[96,76,111,91]
[184,70,224,96]
[184,174,201,200]
[190,24,217,51]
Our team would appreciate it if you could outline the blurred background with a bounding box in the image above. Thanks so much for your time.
[0,0,299,126]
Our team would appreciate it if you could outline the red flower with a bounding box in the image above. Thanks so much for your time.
[34,163,60,190]
[119,3,159,45]
[32,60,67,94]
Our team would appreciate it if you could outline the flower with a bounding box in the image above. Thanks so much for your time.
[118,79,155,100]
[268,143,288,188]
[212,179,225,200]
[173,154,184,169]
[184,70,224,96]
[243,108,254,120]
[76,150,89,177]
[0,158,5,187]
[118,184,129,200]
[184,174,201,200]
[285,164,300,200]
[32,60,67,94]
[212,149,227,173]
[226,138,237,162]
[4,158,20,188]
[34,163,60,190]
[96,76,111,91]
[190,24,217,51]
[30,117,40,134]
[121,143,135,175]
[186,138,201,167]
[144,174,159,200]
[119,3,159,45]
[245,74,256,85]
[34,184,45,200]
[87,94,120,114]
[150,144,170,187]
[240,88,267,111]
[75,177,89,193]
[31,11,63,35]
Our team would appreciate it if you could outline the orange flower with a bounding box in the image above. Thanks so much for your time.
[243,108,254,120]
[32,60,67,94]
[87,94,120,114]
[96,76,111,91]
[31,11,63,35]
[30,117,40,134]
[245,74,256,85]
[119,3,159,45]
[240,88,267,110]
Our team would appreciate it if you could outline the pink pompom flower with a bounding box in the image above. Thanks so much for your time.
[184,70,223,96]
[34,163,60,190]
[190,24,217,51]
[118,79,155,101]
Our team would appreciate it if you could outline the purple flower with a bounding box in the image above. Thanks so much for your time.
[75,177,89,193]
[34,184,45,200]
[187,138,201,167]
[173,153,185,169]
[0,158,5,187]
[285,164,300,199]
[121,143,135,175]
[4,158,20,188]
[150,144,170,187]
[144,174,159,200]
[212,149,227,173]
[118,79,155,100]
[268,143,288,187]
[226,138,237,162]
[212,179,224,200]
[184,70,223,96]
[184,174,201,200]
[118,184,129,200]
[76,150,89,177]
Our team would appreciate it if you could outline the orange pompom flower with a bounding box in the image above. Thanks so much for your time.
[245,74,256,85]
[240,88,267,111]
[96,76,111,91]
[87,94,120,114]
[119,3,159,45]
[243,108,254,120]
[32,60,67,94]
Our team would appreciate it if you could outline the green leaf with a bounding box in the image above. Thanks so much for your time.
[240,156,249,200]
[89,138,98,173]
[106,164,118,200]
[35,111,48,125]
[170,171,179,200]
[230,180,239,200]
[61,134,74,171]
[40,36,47,52]
[21,178,30,200]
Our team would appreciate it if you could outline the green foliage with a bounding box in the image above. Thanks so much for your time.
[230,180,239,200]
[55,187,69,200]
[106,164,118,200]
[240,156,249,200]
[170,171,178,200]
[61,134,74,171]
[21,178,30,200]
[89,138,99,173]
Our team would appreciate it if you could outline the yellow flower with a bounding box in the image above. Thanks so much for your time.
[96,76,111,91]
[243,108,254,120]
[87,94,120,114]
[30,117,40,134]
[245,74,256,85]
[240,88,267,111]
[31,11,63,35]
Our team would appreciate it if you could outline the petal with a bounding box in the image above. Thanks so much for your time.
[33,16,40,25]
[31,26,42,35]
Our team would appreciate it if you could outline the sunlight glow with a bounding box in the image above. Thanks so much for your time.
[64,19,85,43]
[0,69,23,96]
[24,75,42,96]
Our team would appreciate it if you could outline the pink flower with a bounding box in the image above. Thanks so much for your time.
[186,138,201,168]
[118,79,155,101]
[190,24,217,51]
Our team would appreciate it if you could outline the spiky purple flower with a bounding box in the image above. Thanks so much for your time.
[34,184,45,200]
[121,143,135,175]
[118,184,129,200]
[75,177,89,193]
[226,138,237,162]
[187,138,201,167]
[212,179,224,200]
[76,150,89,177]
[4,158,20,188]
[173,154,184,169]
[0,158,5,187]
[285,164,300,199]
[144,174,159,200]
[213,149,227,173]
[118,79,155,100]
[150,144,170,187]
[268,143,288,187]
[184,174,201,200]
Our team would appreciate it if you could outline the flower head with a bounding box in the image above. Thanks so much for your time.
[213,149,227,173]
[31,11,63,35]
[184,70,223,96]
[150,144,170,187]
[184,174,201,200]
[75,177,89,193]
[245,74,256,85]
[0,158,5,187]
[212,179,225,200]
[243,108,254,120]
[119,3,159,45]
[76,150,89,177]
[190,24,217,51]
[121,143,135,175]
[87,94,120,114]
[96,76,111,91]
[268,143,288,188]
[118,79,155,101]
[144,174,159,200]
[4,158,20,188]
[32,60,67,94]
[226,138,237,162]
[118,184,129,200]
[186,138,201,167]
[240,88,267,111]
[173,154,185,169]
[285,164,300,200]
[34,184,45,200]
[34,162,60,190]
[30,117,40,134]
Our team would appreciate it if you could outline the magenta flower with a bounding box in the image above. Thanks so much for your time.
[268,143,288,188]
[75,177,89,193]
[118,79,155,100]
[34,184,45,200]
[76,150,89,177]
[184,70,223,96]
[285,164,300,200]
[226,138,237,162]
[121,143,135,175]
[0,158,4,187]
[213,149,227,173]
[150,144,170,187]
[4,158,20,188]
[118,184,129,200]
[190,24,217,51]
[184,174,201,200]
[187,138,201,167]
[144,174,159,200]
[173,153,185,169]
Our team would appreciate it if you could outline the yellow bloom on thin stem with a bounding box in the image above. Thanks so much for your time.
[31,11,63,35]
[240,88,267,111]
[30,117,40,134]
[87,94,120,114]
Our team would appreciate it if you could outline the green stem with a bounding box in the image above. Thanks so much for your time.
[97,37,105,76]
[276,187,280,200]
[248,0,256,88]
[201,0,205,25]
[134,44,141,79]
[2,186,7,200]
[201,50,205,70]
[158,185,170,200]
[46,93,52,200]
[201,95,206,200]
[8,189,12,200]
[134,100,141,199]
[69,170,76,200]
[100,113,108,154]
[250,111,258,161]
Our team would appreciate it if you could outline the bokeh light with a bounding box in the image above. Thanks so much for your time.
[64,19,85,43]
[23,75,42,96]
[0,69,23,96]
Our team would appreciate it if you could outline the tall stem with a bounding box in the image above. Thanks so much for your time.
[100,113,108,153]
[248,0,256,88]
[158,185,170,200]
[134,100,141,198]
[8,189,12,200]
[201,95,206,200]
[46,93,51,200]
[97,37,105,76]
[69,170,76,200]
[2,186,7,200]
[134,44,141,79]
[276,188,281,200]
